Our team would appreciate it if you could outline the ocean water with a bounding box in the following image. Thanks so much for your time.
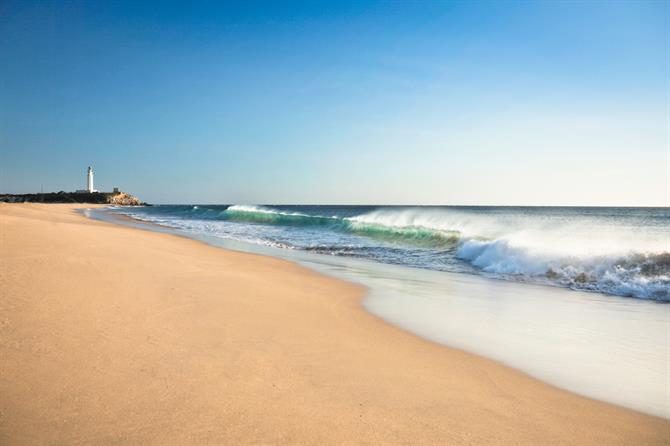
[115,205,669,301]
[93,205,670,418]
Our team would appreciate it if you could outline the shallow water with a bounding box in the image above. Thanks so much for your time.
[88,207,670,418]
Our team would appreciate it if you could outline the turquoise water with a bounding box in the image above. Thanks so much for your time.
[116,204,669,300]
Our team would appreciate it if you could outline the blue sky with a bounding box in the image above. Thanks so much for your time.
[1,0,667,205]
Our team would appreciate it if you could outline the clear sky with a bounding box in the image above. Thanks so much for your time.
[1,0,668,205]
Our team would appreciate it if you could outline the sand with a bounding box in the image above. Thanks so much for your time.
[0,203,667,445]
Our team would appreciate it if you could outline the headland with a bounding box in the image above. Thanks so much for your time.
[0,190,146,205]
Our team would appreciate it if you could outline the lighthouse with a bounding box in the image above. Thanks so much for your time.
[75,166,100,193]
[86,166,98,193]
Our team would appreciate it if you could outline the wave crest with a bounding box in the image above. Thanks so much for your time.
[222,205,460,246]
[457,239,669,300]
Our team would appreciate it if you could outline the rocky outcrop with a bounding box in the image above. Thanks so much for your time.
[105,192,144,206]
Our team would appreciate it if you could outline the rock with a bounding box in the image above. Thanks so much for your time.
[106,192,145,206]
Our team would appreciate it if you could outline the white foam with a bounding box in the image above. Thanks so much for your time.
[226,204,310,217]
[351,207,669,300]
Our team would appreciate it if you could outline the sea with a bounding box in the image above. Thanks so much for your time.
[91,204,669,418]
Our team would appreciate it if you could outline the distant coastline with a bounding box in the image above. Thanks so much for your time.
[0,191,147,206]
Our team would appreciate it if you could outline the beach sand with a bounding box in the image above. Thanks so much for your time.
[1,203,667,445]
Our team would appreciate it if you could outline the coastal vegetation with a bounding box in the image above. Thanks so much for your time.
[0,191,146,205]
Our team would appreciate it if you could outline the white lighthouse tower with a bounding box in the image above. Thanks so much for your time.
[75,166,99,193]
[87,166,98,193]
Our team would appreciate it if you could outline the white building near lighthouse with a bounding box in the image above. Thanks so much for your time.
[76,166,99,193]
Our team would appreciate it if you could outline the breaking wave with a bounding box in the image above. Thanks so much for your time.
[457,239,669,300]
[119,204,670,301]
[221,206,669,300]
[223,205,460,246]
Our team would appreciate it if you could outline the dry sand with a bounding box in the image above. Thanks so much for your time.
[0,203,667,445]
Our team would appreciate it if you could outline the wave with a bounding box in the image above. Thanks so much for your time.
[362,208,669,300]
[225,205,670,300]
[221,205,460,247]
[457,239,669,300]
[119,204,670,301]
[223,204,336,225]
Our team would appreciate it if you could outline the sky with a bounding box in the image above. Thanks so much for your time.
[1,0,668,205]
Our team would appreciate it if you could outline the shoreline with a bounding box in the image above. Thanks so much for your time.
[101,205,669,418]
[1,203,668,445]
